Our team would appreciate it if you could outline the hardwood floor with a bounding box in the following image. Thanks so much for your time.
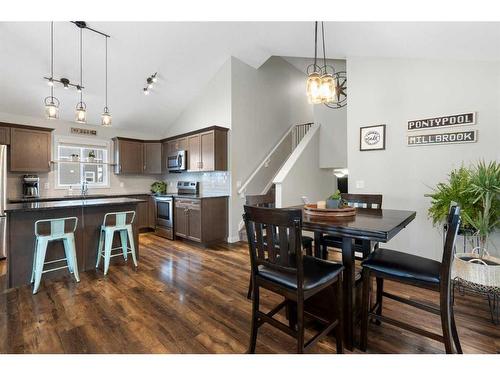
[0,233,498,354]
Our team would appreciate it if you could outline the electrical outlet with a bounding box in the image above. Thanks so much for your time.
[119,182,124,188]
[44,182,50,190]
[355,180,365,189]
[236,180,242,188]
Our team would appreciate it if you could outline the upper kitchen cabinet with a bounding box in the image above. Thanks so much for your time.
[0,125,11,145]
[187,128,227,172]
[10,126,53,172]
[143,142,162,174]
[113,137,144,174]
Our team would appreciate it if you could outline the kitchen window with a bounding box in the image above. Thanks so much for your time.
[55,137,110,189]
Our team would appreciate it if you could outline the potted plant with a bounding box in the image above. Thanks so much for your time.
[326,190,343,209]
[88,150,96,162]
[426,160,500,289]
[151,181,167,195]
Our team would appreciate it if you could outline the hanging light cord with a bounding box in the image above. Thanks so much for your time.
[313,21,318,70]
[79,27,83,103]
[105,37,108,110]
[50,22,54,100]
[321,22,327,72]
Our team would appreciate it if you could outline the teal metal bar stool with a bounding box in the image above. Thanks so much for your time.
[96,211,137,275]
[31,217,80,294]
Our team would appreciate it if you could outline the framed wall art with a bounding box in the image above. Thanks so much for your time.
[360,124,386,151]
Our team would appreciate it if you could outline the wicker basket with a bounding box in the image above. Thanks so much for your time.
[452,250,500,288]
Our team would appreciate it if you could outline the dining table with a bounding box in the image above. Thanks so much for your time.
[298,206,417,351]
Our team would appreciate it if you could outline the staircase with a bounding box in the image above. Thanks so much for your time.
[237,123,313,241]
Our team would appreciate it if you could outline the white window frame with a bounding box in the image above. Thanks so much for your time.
[54,135,111,190]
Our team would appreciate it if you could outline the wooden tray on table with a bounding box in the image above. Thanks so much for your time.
[303,204,356,218]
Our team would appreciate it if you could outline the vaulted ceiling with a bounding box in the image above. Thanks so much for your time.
[1,22,499,134]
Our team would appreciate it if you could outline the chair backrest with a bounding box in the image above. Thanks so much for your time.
[243,205,304,288]
[245,194,275,208]
[35,217,78,238]
[440,205,461,283]
[341,193,383,209]
[102,211,136,227]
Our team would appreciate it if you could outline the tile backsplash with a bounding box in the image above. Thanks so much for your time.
[163,171,230,196]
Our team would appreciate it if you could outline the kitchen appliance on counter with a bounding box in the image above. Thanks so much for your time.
[22,174,40,198]
[154,195,174,240]
[167,150,187,172]
[0,145,6,259]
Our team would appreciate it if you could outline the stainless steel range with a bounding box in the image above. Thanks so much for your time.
[153,181,200,240]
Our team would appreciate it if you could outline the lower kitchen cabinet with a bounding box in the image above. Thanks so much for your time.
[132,195,155,231]
[174,197,228,245]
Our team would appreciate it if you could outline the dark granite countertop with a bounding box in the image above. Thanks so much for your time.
[153,194,229,199]
[5,197,146,213]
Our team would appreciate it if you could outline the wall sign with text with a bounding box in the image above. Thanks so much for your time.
[407,130,477,146]
[71,127,97,136]
[360,124,386,151]
[407,112,475,131]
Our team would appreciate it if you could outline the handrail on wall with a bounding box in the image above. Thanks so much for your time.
[237,122,313,196]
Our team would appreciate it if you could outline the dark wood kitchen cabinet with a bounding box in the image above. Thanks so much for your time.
[143,142,162,174]
[0,126,11,145]
[174,197,228,245]
[10,127,53,172]
[187,129,227,172]
[113,138,144,174]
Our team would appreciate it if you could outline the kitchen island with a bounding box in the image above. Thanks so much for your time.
[5,197,145,288]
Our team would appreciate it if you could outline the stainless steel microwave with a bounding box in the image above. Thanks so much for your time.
[167,150,187,172]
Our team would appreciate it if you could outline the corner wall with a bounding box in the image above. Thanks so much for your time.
[347,57,500,259]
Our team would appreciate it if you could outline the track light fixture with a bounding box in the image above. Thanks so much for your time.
[143,72,158,94]
[42,21,112,123]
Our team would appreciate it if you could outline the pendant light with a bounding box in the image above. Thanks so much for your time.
[75,27,87,124]
[306,22,346,107]
[44,22,59,119]
[306,22,322,104]
[101,36,112,127]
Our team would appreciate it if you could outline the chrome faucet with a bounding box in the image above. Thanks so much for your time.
[81,180,88,197]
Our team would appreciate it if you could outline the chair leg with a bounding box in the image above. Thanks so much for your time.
[296,295,305,354]
[246,275,252,300]
[103,230,114,276]
[360,268,371,352]
[31,238,38,284]
[335,276,344,354]
[120,230,129,261]
[247,283,259,354]
[33,238,48,294]
[305,242,312,256]
[126,226,138,268]
[321,244,328,260]
[96,229,104,269]
[450,305,462,354]
[374,277,384,325]
[440,290,454,354]
[66,234,80,283]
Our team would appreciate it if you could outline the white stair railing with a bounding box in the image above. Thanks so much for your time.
[237,122,313,197]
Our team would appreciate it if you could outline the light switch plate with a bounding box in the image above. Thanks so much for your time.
[44,182,50,190]
[236,180,242,188]
[355,180,365,189]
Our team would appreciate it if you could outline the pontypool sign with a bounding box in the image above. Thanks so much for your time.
[407,112,475,131]
[407,130,477,146]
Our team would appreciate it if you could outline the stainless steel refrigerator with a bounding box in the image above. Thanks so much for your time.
[0,145,6,259]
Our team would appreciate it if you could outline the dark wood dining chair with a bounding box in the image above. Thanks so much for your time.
[243,205,344,354]
[320,193,383,258]
[245,194,314,299]
[360,205,462,354]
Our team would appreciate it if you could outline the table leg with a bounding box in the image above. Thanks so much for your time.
[361,240,371,259]
[313,231,323,258]
[342,237,354,351]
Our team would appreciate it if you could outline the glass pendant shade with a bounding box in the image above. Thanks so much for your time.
[44,96,59,119]
[75,102,87,124]
[320,74,336,103]
[101,108,112,127]
[306,72,322,104]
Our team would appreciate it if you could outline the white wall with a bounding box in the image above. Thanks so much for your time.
[229,56,314,241]
[0,111,163,198]
[164,59,232,137]
[347,57,500,259]
[274,125,335,208]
